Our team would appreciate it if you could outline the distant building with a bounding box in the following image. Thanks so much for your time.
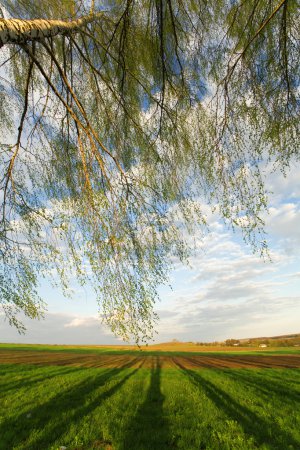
[259,344,267,348]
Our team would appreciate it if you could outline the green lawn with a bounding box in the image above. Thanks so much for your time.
[0,353,299,449]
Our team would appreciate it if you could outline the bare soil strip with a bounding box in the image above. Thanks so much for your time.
[0,350,299,369]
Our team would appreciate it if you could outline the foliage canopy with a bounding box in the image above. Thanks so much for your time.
[0,0,299,342]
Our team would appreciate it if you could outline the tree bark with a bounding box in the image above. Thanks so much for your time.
[0,13,102,48]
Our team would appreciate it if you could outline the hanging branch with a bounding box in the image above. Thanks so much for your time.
[2,56,33,224]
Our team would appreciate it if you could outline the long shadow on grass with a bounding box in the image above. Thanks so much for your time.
[0,358,141,450]
[175,361,299,449]
[121,356,172,450]
[0,366,86,395]
[253,368,300,386]
[220,369,300,406]
[0,355,133,395]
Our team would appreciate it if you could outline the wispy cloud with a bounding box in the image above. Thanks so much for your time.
[155,166,300,342]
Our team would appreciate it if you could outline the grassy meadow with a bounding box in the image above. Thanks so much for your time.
[0,343,299,450]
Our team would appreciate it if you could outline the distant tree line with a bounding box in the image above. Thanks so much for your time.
[194,337,300,347]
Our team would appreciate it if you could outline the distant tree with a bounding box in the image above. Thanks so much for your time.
[0,0,299,342]
[225,339,240,346]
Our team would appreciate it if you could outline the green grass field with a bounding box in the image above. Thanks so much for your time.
[0,344,299,450]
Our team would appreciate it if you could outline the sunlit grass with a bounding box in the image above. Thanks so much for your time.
[0,352,299,449]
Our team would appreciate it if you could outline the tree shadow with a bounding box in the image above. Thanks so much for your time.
[253,368,300,386]
[175,360,300,449]
[0,366,85,395]
[220,368,300,406]
[1,358,141,449]
[0,357,136,396]
[180,357,300,402]
[121,356,173,450]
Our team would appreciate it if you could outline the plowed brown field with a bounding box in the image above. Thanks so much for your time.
[1,349,299,369]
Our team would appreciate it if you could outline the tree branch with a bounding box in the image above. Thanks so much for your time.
[0,12,105,48]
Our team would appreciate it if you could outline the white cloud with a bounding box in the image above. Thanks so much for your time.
[266,203,300,243]
[64,316,99,328]
[0,312,121,345]
[156,293,300,342]
[155,165,300,342]
[266,164,300,202]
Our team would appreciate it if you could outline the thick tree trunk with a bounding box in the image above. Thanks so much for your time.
[0,14,102,48]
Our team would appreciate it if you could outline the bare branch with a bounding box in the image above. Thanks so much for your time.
[0,13,105,48]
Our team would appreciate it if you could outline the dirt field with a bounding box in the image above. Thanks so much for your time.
[1,349,300,369]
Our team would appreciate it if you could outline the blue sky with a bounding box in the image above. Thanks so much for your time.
[1,161,299,345]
